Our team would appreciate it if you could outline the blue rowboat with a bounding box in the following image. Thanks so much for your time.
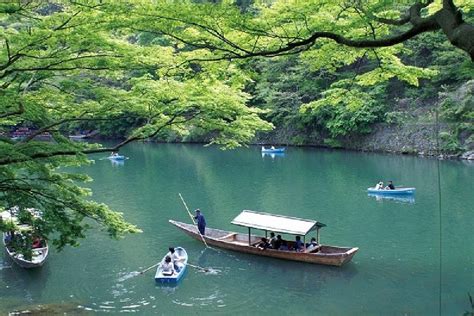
[367,187,416,195]
[155,247,188,284]
[107,155,125,160]
[261,146,286,153]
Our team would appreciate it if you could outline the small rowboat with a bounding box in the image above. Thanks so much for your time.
[107,155,125,161]
[261,146,285,153]
[3,233,49,268]
[1,209,49,269]
[155,247,188,284]
[170,210,358,267]
[367,187,416,195]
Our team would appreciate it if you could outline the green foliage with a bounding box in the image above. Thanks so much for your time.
[0,0,272,248]
[439,131,463,154]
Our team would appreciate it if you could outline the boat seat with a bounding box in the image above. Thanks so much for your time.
[219,233,237,240]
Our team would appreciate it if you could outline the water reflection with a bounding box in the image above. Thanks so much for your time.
[368,193,415,204]
[110,159,124,167]
[261,152,286,159]
[0,260,51,312]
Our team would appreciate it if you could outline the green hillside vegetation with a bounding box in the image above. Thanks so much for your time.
[0,0,473,246]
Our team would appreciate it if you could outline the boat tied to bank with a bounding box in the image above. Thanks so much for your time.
[1,208,49,268]
[169,210,358,267]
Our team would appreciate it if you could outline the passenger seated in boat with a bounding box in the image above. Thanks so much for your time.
[294,236,304,252]
[279,239,289,251]
[160,256,175,276]
[271,146,275,150]
[32,236,42,249]
[256,238,271,250]
[4,231,15,246]
[386,180,395,190]
[305,237,319,252]
[269,232,277,249]
[274,234,283,249]
[375,181,384,190]
[168,247,184,272]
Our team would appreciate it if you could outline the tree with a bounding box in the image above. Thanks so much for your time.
[116,0,471,140]
[0,1,272,248]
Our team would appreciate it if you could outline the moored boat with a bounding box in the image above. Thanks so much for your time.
[155,247,188,284]
[261,146,286,153]
[367,187,415,195]
[3,233,49,268]
[1,210,49,268]
[169,210,358,267]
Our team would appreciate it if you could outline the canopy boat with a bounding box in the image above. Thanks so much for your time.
[1,210,49,268]
[155,247,188,284]
[169,210,358,267]
[261,146,286,153]
[367,187,416,195]
[107,154,125,161]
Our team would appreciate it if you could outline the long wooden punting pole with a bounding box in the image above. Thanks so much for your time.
[178,193,210,249]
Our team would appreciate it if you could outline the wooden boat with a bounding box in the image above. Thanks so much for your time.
[169,210,358,267]
[1,209,49,268]
[155,247,188,284]
[367,187,415,195]
[3,233,49,268]
[261,146,286,153]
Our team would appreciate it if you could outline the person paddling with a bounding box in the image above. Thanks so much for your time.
[194,209,206,235]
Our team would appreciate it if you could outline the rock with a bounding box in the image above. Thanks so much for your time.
[461,150,474,160]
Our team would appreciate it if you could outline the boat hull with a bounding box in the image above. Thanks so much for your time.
[169,220,357,267]
[261,148,285,153]
[155,247,188,284]
[107,155,125,160]
[367,187,415,195]
[3,234,49,268]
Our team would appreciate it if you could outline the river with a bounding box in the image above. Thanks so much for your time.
[1,143,473,315]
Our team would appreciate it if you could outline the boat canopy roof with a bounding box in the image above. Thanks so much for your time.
[231,210,326,236]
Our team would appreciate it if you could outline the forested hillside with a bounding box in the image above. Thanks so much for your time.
[1,0,473,246]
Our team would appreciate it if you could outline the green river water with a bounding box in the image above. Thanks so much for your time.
[1,143,473,315]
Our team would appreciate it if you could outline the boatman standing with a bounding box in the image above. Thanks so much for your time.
[194,209,206,235]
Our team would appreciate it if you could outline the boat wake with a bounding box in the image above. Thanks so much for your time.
[117,271,140,282]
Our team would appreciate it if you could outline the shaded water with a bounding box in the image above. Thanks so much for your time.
[1,143,473,315]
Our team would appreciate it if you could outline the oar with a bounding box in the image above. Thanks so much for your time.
[178,193,210,249]
[187,263,221,274]
[138,261,161,275]
[187,263,210,272]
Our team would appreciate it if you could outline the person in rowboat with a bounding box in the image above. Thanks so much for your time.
[167,247,184,272]
[160,256,176,276]
[386,180,395,190]
[194,209,206,235]
[375,181,384,190]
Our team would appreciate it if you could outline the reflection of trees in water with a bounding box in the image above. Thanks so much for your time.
[0,263,54,313]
